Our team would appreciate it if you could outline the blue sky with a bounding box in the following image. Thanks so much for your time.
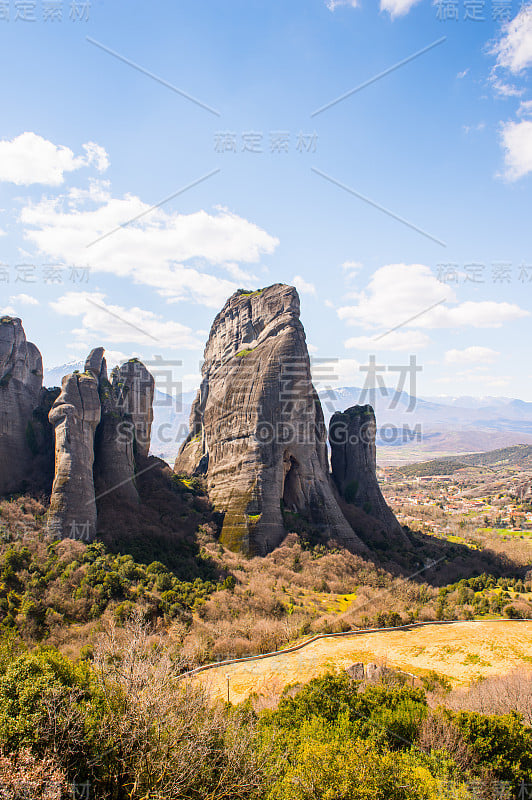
[1,0,531,401]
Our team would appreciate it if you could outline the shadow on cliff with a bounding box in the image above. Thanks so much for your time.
[95,456,224,582]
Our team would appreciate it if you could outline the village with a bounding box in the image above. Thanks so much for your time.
[378,459,532,546]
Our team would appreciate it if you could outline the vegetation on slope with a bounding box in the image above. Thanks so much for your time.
[0,623,531,799]
[398,444,532,477]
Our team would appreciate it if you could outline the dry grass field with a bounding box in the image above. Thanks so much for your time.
[196,619,532,704]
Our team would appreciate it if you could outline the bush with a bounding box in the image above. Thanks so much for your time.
[450,710,532,787]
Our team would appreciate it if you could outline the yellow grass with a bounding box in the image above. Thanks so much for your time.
[195,620,532,704]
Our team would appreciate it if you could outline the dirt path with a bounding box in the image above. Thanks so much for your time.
[195,620,532,704]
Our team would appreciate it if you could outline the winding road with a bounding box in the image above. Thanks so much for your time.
[184,619,532,703]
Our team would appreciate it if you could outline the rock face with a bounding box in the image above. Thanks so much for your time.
[47,370,101,541]
[0,317,43,494]
[175,284,366,555]
[111,359,154,459]
[47,349,154,540]
[92,351,139,505]
[329,405,405,539]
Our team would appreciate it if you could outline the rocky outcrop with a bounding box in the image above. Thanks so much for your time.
[92,350,138,505]
[175,284,366,555]
[329,405,406,540]
[47,350,154,540]
[346,662,365,680]
[47,370,101,541]
[0,317,43,494]
[111,359,154,459]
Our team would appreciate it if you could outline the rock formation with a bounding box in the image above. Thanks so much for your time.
[0,317,43,494]
[175,284,366,555]
[47,368,101,541]
[329,404,405,540]
[92,350,138,505]
[47,349,154,540]
[111,359,154,459]
[346,662,365,680]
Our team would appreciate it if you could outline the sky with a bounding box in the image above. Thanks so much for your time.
[0,0,531,402]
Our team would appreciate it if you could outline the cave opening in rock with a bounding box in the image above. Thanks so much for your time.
[282,452,303,512]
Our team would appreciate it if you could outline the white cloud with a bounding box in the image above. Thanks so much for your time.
[292,274,316,295]
[66,342,90,354]
[491,77,523,97]
[324,299,335,308]
[463,122,486,134]
[20,181,279,308]
[0,293,39,317]
[312,357,360,388]
[326,0,358,10]
[380,0,422,17]
[0,132,109,186]
[337,263,529,330]
[0,229,6,237]
[8,293,39,306]
[224,262,259,283]
[182,372,202,392]
[435,372,511,388]
[500,119,532,180]
[492,2,532,73]
[444,346,500,365]
[81,142,110,173]
[518,99,532,117]
[50,291,202,350]
[345,330,431,351]
[342,260,362,272]
[479,376,511,388]
[103,349,132,367]
[457,69,469,79]
[341,260,362,281]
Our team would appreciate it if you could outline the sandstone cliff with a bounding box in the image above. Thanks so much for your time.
[329,404,406,541]
[175,285,366,555]
[0,317,43,494]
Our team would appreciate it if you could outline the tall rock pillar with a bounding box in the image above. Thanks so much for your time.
[47,370,101,541]
[329,405,406,540]
[0,317,43,494]
[175,284,366,555]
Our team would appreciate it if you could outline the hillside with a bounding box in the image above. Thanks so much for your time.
[396,444,532,477]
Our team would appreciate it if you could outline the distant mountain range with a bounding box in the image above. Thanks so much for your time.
[316,387,532,464]
[43,364,532,466]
